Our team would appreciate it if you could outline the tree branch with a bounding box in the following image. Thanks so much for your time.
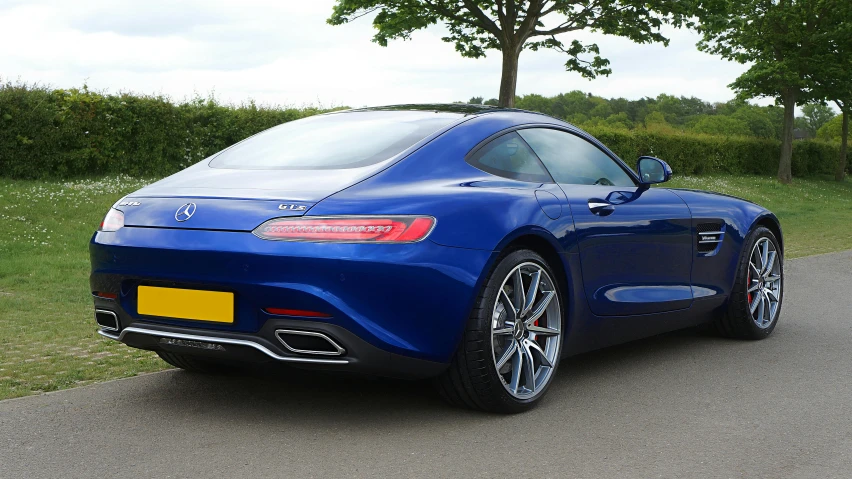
[459,0,504,38]
[346,6,382,22]
[515,0,546,44]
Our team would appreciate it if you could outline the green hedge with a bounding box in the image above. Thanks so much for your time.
[0,82,332,179]
[585,127,849,177]
[0,82,847,179]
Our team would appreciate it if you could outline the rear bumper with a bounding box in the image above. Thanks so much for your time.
[90,227,494,371]
[95,312,447,379]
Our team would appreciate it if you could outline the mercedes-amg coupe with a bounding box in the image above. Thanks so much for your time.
[90,105,784,413]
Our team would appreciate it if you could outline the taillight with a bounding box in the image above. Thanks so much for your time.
[99,208,124,232]
[252,216,435,243]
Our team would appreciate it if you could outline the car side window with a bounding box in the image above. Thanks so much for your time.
[467,132,552,183]
[517,128,635,187]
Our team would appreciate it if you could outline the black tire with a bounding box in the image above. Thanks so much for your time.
[435,249,565,413]
[156,351,236,374]
[713,226,783,339]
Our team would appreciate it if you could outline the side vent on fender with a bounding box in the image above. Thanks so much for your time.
[696,222,725,253]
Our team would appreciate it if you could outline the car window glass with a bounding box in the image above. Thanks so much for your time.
[517,128,635,187]
[467,132,552,183]
[210,111,461,170]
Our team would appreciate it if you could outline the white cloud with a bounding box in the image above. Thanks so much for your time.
[0,0,767,107]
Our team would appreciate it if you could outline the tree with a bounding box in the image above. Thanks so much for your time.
[689,115,751,137]
[800,103,836,137]
[807,1,852,180]
[696,0,840,183]
[730,105,776,138]
[329,1,693,107]
[816,115,843,141]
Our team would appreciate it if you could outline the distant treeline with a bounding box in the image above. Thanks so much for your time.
[469,92,844,142]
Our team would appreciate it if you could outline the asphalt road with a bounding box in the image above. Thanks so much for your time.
[2,251,851,479]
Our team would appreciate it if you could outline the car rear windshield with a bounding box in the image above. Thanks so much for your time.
[209,110,462,170]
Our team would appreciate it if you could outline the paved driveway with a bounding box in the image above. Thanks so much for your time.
[2,251,851,479]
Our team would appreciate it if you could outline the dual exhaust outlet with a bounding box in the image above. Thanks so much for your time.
[274,329,346,356]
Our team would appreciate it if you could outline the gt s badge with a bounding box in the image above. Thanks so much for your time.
[118,201,141,206]
[279,204,307,211]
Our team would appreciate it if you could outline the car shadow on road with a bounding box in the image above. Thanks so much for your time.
[124,326,745,427]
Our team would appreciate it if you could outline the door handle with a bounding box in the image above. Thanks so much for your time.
[588,199,615,215]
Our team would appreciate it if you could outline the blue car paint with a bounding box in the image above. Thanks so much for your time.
[91,228,491,362]
[90,106,782,372]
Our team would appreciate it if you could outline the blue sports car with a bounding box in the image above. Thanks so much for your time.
[90,104,784,413]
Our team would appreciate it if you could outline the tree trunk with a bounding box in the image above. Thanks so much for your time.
[837,110,848,182]
[778,89,797,184]
[498,46,520,108]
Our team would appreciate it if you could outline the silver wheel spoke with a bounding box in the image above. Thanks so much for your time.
[749,263,761,281]
[493,325,514,335]
[521,270,541,316]
[509,350,523,394]
[762,292,771,324]
[499,290,517,322]
[512,269,525,314]
[528,324,559,336]
[525,339,553,368]
[749,293,761,313]
[748,282,761,293]
[521,345,536,392]
[495,341,517,370]
[763,251,776,276]
[766,289,780,302]
[524,291,555,326]
[755,293,765,321]
[760,239,769,273]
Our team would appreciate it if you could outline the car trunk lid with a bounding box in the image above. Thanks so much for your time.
[119,165,382,231]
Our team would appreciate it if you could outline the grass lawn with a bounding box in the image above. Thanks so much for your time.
[1,173,850,400]
[667,175,852,258]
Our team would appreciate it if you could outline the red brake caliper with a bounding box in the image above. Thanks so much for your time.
[747,269,752,304]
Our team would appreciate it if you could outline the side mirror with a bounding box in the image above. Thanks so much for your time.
[637,156,672,185]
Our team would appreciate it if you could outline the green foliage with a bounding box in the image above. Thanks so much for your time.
[800,103,837,137]
[513,90,785,138]
[0,82,333,180]
[730,105,777,138]
[696,0,840,103]
[688,115,751,137]
[817,115,844,142]
[585,126,848,178]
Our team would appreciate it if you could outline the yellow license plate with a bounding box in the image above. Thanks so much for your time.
[137,286,234,323]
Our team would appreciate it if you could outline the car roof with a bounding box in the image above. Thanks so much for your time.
[344,103,547,117]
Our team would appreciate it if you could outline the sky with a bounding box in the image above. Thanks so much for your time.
[0,0,766,108]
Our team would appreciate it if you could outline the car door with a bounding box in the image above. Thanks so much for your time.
[518,127,693,316]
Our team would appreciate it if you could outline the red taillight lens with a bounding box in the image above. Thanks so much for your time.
[252,216,435,243]
[99,208,124,232]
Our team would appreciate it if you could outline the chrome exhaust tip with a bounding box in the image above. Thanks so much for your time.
[95,309,119,332]
[274,329,345,356]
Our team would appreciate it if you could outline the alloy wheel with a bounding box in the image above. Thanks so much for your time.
[491,262,561,400]
[747,237,782,329]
